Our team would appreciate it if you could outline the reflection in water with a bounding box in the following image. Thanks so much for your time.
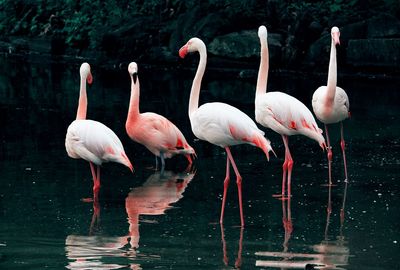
[65,168,195,269]
[256,184,350,269]
[125,167,195,249]
[220,225,244,269]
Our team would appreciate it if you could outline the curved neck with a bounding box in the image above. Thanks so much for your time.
[127,75,140,123]
[256,37,269,99]
[326,38,337,104]
[76,76,87,120]
[189,45,207,118]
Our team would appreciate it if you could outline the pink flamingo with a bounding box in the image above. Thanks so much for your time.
[255,26,326,199]
[65,63,133,202]
[179,37,274,226]
[312,26,350,186]
[125,62,196,170]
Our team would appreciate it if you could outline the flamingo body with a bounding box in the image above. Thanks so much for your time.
[312,86,349,124]
[66,119,132,169]
[127,112,194,159]
[192,102,270,150]
[256,91,325,144]
[126,62,195,168]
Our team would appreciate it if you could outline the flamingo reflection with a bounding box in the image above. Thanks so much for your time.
[125,167,195,249]
[256,185,350,269]
[220,225,244,269]
[65,199,133,270]
[65,168,195,270]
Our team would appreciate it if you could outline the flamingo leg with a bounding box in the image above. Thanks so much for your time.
[282,135,293,198]
[155,155,159,170]
[89,199,101,235]
[220,155,230,225]
[89,162,100,202]
[160,152,166,170]
[225,147,244,227]
[325,124,333,186]
[281,140,288,197]
[185,154,193,165]
[340,179,349,226]
[340,122,349,183]
[325,184,332,240]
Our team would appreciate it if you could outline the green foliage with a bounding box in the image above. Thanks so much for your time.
[0,0,398,52]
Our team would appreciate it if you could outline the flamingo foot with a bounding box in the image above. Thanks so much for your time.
[81,198,94,203]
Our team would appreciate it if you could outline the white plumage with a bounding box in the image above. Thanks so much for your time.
[191,102,268,148]
[66,119,131,168]
[312,86,349,124]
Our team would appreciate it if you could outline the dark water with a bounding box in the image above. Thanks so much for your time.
[0,55,399,270]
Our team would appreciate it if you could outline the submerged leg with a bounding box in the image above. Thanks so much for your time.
[160,153,166,170]
[340,122,349,183]
[325,124,333,186]
[155,155,159,171]
[220,155,230,225]
[225,147,244,227]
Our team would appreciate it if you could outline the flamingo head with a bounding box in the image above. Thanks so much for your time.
[331,26,340,46]
[80,62,93,84]
[128,62,138,84]
[258,25,268,41]
[179,37,203,58]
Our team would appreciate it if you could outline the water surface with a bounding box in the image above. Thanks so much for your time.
[0,56,399,269]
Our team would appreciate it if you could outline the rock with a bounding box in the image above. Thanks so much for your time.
[367,14,400,38]
[101,16,155,59]
[303,32,330,67]
[304,22,366,67]
[347,38,400,68]
[168,7,229,53]
[208,30,282,63]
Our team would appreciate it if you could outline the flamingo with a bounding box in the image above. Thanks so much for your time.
[179,37,274,226]
[255,26,326,199]
[125,62,196,170]
[312,26,350,186]
[65,63,133,202]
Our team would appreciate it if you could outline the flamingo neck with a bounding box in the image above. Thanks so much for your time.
[127,75,140,124]
[256,37,269,100]
[76,76,87,120]
[326,38,337,106]
[189,45,207,118]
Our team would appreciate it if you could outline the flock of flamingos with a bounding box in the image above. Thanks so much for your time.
[65,26,350,227]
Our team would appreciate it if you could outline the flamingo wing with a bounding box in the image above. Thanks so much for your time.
[66,119,131,167]
[191,102,263,147]
[256,92,324,143]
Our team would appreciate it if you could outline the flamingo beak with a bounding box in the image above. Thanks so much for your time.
[333,32,340,46]
[132,72,138,84]
[321,142,327,152]
[270,147,277,159]
[87,73,93,84]
[179,44,188,58]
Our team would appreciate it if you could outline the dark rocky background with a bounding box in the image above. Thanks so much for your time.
[0,0,399,75]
